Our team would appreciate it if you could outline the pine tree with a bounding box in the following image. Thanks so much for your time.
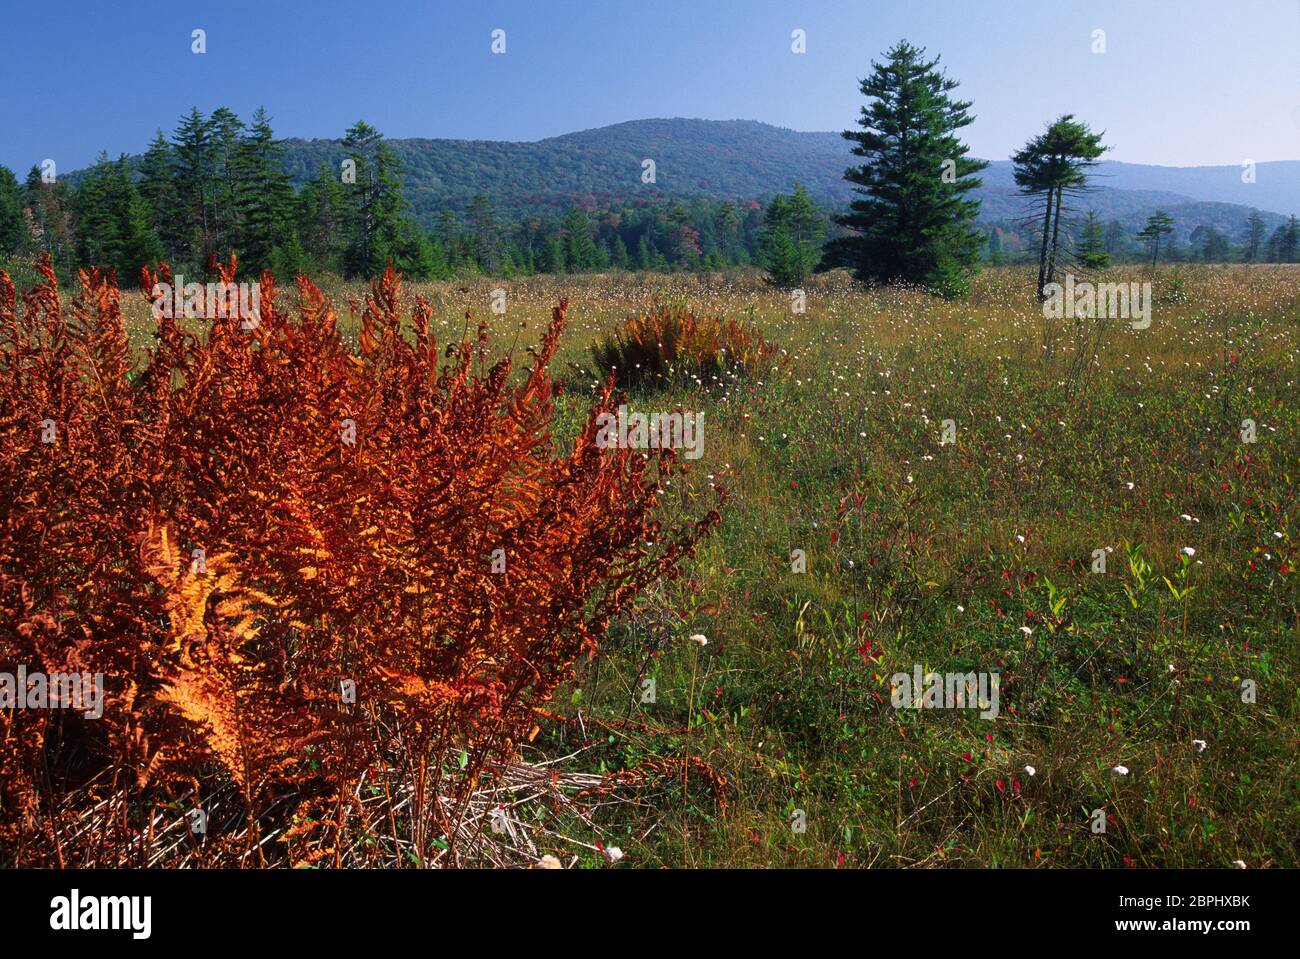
[635,235,653,271]
[0,165,24,255]
[269,230,311,280]
[468,193,502,273]
[1078,211,1110,269]
[825,40,987,298]
[1136,211,1175,267]
[74,152,120,270]
[297,164,349,274]
[611,234,629,270]
[341,120,408,278]
[1280,216,1300,263]
[544,234,566,274]
[1013,115,1108,297]
[231,107,294,273]
[435,210,465,272]
[1245,211,1266,262]
[74,153,161,283]
[987,229,1004,266]
[138,130,182,262]
[171,107,216,268]
[208,106,246,257]
[1104,219,1124,257]
[427,237,451,279]
[1195,225,1229,262]
[116,159,164,281]
[563,206,598,272]
[760,183,823,286]
[1266,224,1285,262]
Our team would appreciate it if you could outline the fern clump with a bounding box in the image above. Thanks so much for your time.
[589,306,782,391]
[0,253,720,866]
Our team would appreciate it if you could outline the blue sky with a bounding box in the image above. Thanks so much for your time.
[2,0,1298,173]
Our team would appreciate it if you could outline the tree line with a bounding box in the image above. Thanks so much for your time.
[0,107,828,286]
[3,77,1298,292]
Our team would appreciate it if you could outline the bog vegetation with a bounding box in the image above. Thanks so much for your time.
[2,256,1296,867]
[0,254,718,866]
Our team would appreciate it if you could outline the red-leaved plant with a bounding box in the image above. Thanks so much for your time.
[0,253,720,866]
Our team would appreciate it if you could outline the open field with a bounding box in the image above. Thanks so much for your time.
[102,262,1300,868]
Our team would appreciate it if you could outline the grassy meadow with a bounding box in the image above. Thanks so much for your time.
[115,263,1299,868]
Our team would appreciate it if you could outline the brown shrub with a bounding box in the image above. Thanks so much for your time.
[0,253,720,866]
[589,305,783,390]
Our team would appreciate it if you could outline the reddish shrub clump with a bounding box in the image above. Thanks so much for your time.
[0,253,719,865]
[590,305,783,390]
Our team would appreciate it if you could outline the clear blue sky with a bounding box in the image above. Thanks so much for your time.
[3,0,1298,173]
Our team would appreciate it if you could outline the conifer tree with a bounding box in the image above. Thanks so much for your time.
[1136,211,1175,267]
[341,120,408,278]
[1013,115,1107,297]
[826,40,987,298]
[1078,210,1110,269]
[171,107,216,268]
[760,183,823,286]
[563,206,598,272]
[1245,211,1266,262]
[231,107,294,273]
[0,165,24,255]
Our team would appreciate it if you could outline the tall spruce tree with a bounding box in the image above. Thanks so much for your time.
[1279,216,1300,263]
[171,107,216,268]
[1136,211,1175,267]
[231,107,294,273]
[341,120,407,278]
[1012,115,1108,298]
[562,206,598,272]
[208,106,245,257]
[297,163,349,274]
[467,193,502,273]
[760,183,824,286]
[1078,210,1110,269]
[0,165,28,255]
[1245,211,1266,262]
[826,41,987,298]
[74,153,162,283]
[138,129,182,262]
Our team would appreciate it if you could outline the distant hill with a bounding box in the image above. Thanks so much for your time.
[79,118,1298,241]
[277,119,853,223]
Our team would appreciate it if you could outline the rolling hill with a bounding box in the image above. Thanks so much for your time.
[79,118,1298,242]
[279,119,1294,241]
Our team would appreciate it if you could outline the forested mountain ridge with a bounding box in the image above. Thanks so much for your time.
[71,117,1294,239]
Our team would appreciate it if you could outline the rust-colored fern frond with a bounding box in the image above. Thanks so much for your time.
[590,304,784,390]
[0,256,720,867]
